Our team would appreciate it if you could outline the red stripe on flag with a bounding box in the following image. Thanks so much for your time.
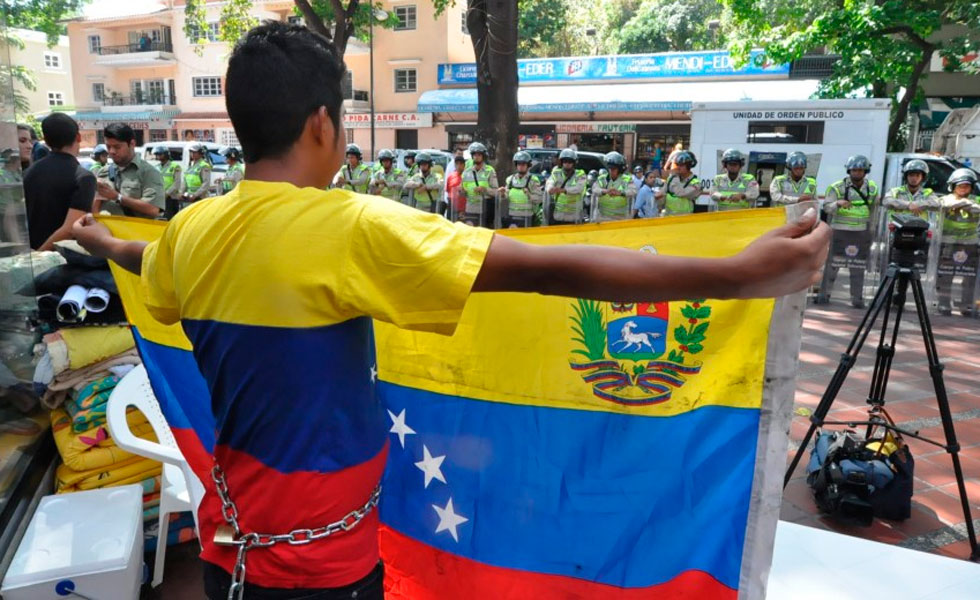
[380,525,736,600]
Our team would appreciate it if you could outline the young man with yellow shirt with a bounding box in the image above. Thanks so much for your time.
[72,22,830,600]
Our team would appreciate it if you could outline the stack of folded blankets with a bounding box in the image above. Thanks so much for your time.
[24,242,197,548]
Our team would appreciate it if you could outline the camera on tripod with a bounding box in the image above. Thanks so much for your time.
[889,214,930,266]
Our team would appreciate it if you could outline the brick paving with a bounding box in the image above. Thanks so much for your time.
[783,299,980,562]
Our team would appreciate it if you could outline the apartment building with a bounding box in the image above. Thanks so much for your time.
[66,0,472,156]
[8,28,75,117]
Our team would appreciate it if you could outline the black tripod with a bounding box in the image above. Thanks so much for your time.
[784,248,979,560]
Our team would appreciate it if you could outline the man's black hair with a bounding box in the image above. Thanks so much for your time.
[17,124,38,140]
[40,113,79,150]
[226,21,345,163]
[104,122,136,144]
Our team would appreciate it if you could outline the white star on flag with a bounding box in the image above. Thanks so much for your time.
[414,445,447,488]
[370,364,377,383]
[433,497,468,542]
[387,408,415,448]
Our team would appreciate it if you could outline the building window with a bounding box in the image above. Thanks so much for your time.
[149,129,169,142]
[92,83,105,102]
[47,92,65,106]
[88,35,101,53]
[44,52,61,69]
[192,76,223,97]
[187,21,220,42]
[394,68,417,93]
[461,11,469,35]
[747,121,825,144]
[287,15,303,25]
[219,129,240,146]
[342,71,353,99]
[394,5,417,31]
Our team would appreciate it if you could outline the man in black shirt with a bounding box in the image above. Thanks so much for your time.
[23,113,95,250]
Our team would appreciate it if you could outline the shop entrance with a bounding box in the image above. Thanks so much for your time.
[569,133,623,154]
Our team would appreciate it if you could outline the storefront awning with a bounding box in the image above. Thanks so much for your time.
[74,109,180,130]
[418,79,822,114]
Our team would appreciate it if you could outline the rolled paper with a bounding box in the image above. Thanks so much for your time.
[57,285,88,322]
[84,287,110,313]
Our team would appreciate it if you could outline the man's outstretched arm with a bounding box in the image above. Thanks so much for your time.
[474,208,830,301]
[72,214,146,274]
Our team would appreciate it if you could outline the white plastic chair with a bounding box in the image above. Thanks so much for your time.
[106,364,206,588]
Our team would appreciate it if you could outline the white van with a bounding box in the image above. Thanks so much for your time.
[141,141,230,193]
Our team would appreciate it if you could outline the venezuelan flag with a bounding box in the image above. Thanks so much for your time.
[104,209,799,599]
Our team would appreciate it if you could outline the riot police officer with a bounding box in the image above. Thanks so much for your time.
[592,151,636,222]
[770,152,817,205]
[90,144,109,175]
[400,150,419,204]
[656,150,700,216]
[882,160,940,273]
[333,143,371,193]
[370,149,406,202]
[459,142,498,226]
[711,148,759,211]
[402,151,444,213]
[217,147,245,194]
[936,168,980,316]
[817,155,880,307]
[153,146,182,217]
[545,148,588,224]
[181,143,211,206]
[497,151,543,228]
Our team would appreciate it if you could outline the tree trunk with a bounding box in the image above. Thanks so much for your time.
[468,0,519,180]
[293,0,358,56]
[887,47,932,151]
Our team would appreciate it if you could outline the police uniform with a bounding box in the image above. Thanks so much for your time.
[370,167,407,202]
[882,185,940,269]
[711,172,760,211]
[221,162,245,194]
[545,166,588,223]
[819,178,880,306]
[936,193,980,315]
[770,174,817,205]
[660,173,700,216]
[334,163,371,193]
[501,172,543,228]
[403,169,444,213]
[460,163,498,226]
[591,173,637,222]
[182,158,212,204]
[157,159,182,217]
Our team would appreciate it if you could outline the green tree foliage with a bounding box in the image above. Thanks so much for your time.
[724,0,980,150]
[517,0,566,58]
[2,0,88,45]
[616,0,726,54]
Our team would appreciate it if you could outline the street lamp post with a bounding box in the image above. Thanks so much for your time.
[369,8,389,161]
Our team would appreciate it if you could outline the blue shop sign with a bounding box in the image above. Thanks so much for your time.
[437,50,788,85]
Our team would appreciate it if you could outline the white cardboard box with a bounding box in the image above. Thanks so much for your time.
[2,485,144,600]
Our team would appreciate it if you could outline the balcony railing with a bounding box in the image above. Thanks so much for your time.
[97,41,174,55]
[103,94,177,106]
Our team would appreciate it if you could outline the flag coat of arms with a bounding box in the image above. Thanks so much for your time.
[103,208,804,600]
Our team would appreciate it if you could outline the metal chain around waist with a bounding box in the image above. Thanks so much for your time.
[210,464,381,600]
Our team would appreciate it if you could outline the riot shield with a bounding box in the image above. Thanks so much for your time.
[544,192,584,226]
[496,190,536,229]
[590,189,632,223]
[454,193,493,228]
[935,208,980,318]
[817,225,875,308]
[876,209,942,311]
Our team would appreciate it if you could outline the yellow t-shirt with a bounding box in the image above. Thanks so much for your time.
[138,180,494,587]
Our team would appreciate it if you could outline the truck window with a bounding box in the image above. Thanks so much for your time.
[747,121,825,144]
[923,160,953,193]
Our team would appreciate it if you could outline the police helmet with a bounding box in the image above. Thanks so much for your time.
[902,159,929,178]
[345,143,362,157]
[633,165,643,174]
[378,149,395,161]
[151,146,168,157]
[599,168,608,177]
[512,151,531,164]
[785,151,807,169]
[604,151,627,169]
[468,142,488,155]
[404,150,417,159]
[588,169,598,178]
[415,151,433,164]
[222,147,241,160]
[722,148,744,165]
[673,150,697,168]
[845,155,871,172]
[188,143,206,154]
[93,144,109,157]
[947,167,978,191]
[559,148,578,163]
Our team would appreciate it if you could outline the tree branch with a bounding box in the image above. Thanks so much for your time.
[887,46,933,149]
[874,25,934,51]
[293,0,332,39]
